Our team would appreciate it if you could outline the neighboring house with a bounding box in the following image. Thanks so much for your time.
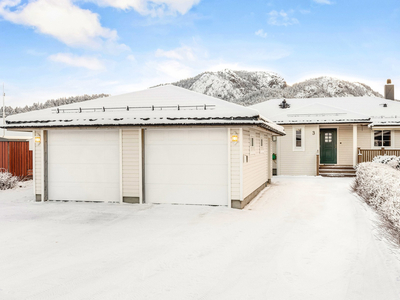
[3,85,285,208]
[251,81,400,177]
[0,120,33,178]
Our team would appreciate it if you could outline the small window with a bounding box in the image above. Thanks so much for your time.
[293,127,305,151]
[260,137,265,153]
[374,130,391,147]
[296,129,302,147]
[324,132,332,143]
[250,133,256,154]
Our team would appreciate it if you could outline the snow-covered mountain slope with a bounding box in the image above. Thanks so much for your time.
[172,69,286,101]
[168,70,383,106]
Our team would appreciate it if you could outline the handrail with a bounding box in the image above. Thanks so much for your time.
[357,147,400,163]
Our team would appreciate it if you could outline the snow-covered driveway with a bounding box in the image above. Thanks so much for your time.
[0,177,399,300]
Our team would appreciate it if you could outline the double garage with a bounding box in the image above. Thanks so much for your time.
[43,128,229,206]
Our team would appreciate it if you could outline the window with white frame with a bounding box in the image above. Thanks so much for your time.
[250,132,255,154]
[374,130,391,147]
[293,126,305,151]
[260,135,265,153]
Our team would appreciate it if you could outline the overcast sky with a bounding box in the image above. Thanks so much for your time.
[0,0,399,106]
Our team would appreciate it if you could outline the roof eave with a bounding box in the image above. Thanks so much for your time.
[275,120,371,125]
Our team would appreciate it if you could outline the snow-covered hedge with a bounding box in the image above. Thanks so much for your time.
[353,162,400,244]
[372,155,400,170]
[0,171,19,190]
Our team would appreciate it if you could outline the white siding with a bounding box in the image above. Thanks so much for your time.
[277,125,318,176]
[338,126,353,165]
[121,129,141,198]
[34,130,42,194]
[267,136,272,181]
[230,128,241,200]
[272,137,277,173]
[243,128,268,199]
[357,127,400,149]
[395,130,400,148]
[357,125,371,149]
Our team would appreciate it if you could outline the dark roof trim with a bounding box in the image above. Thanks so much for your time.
[276,120,371,125]
[2,121,285,136]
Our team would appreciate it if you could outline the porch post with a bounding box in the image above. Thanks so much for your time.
[353,125,357,167]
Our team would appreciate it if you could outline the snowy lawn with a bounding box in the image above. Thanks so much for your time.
[1,177,400,300]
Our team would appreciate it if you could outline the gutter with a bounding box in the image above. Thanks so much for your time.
[2,121,286,136]
[275,120,371,126]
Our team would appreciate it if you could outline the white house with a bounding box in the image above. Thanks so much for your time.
[4,85,285,209]
[251,82,400,176]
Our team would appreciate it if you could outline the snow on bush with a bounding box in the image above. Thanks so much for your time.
[0,171,19,190]
[353,162,400,246]
[372,155,400,170]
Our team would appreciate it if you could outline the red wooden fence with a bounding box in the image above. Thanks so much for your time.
[0,141,33,178]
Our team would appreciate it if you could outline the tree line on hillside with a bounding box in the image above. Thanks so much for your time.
[0,94,110,117]
[232,77,383,106]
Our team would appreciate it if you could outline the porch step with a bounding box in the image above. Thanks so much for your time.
[320,173,356,178]
[319,165,356,177]
[319,165,354,169]
[319,169,355,174]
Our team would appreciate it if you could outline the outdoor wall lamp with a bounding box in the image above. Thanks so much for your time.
[272,136,277,142]
[231,134,238,142]
[35,136,41,144]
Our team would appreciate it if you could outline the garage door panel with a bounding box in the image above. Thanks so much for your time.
[48,130,120,202]
[145,129,228,206]
[146,144,227,166]
[146,164,227,186]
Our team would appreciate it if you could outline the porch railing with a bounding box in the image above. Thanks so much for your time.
[357,147,400,163]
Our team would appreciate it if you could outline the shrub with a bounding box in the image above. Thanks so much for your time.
[0,171,19,190]
[353,162,400,247]
[372,155,400,170]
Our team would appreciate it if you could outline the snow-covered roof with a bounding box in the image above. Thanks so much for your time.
[0,118,32,141]
[3,85,285,135]
[251,97,400,126]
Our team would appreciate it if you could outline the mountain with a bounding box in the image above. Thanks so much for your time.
[173,69,286,101]
[170,69,383,106]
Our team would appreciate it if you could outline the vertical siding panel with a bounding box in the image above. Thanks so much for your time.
[242,128,268,199]
[230,128,241,200]
[34,131,42,193]
[357,125,371,148]
[338,126,353,165]
[395,130,400,148]
[277,125,318,176]
[121,129,140,198]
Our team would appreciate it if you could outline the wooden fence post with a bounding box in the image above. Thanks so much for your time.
[316,154,320,176]
[381,147,385,155]
[357,147,362,164]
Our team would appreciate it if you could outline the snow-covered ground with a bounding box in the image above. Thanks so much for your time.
[0,177,400,300]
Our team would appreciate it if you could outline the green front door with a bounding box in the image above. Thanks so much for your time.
[320,129,337,164]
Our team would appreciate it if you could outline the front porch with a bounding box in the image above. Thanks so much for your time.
[315,125,400,177]
[274,124,400,176]
[357,147,400,163]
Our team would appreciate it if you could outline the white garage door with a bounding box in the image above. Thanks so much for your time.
[48,130,120,202]
[145,128,228,206]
